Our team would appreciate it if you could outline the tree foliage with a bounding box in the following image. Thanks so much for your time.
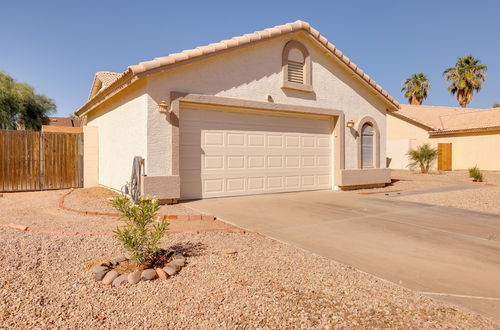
[401,73,430,105]
[443,55,487,108]
[0,72,55,130]
[493,103,500,108]
[113,196,169,267]
[407,143,438,173]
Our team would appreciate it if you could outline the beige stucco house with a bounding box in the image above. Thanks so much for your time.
[76,20,400,201]
[387,105,500,171]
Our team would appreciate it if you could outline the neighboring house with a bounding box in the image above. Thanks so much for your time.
[42,117,82,133]
[387,105,500,171]
[75,20,400,201]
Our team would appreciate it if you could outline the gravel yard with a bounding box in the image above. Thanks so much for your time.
[1,185,499,327]
[0,190,234,233]
[64,187,199,215]
[1,227,497,328]
[380,170,500,214]
[396,187,500,214]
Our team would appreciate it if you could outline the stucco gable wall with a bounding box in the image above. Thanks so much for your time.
[146,32,389,176]
[387,113,500,171]
[386,113,431,169]
[86,80,148,191]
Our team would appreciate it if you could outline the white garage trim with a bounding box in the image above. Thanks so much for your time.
[168,93,345,199]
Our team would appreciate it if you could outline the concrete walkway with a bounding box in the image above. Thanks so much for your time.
[185,190,500,320]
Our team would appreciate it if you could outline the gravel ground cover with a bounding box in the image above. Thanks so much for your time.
[396,187,500,214]
[1,228,497,329]
[379,170,500,214]
[0,190,234,233]
[393,170,500,185]
[355,170,500,195]
[64,187,199,215]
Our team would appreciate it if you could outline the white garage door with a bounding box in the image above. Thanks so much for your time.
[180,106,333,199]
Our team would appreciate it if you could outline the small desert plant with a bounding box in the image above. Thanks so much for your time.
[408,143,438,173]
[468,166,484,182]
[112,196,169,267]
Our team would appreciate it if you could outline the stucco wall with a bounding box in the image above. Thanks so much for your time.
[83,126,99,187]
[386,114,430,169]
[387,113,500,171]
[430,132,500,171]
[145,31,390,177]
[387,139,411,169]
[86,81,148,191]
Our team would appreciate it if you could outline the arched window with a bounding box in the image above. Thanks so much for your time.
[361,123,374,168]
[281,40,312,92]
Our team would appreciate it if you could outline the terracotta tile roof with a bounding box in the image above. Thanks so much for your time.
[76,20,399,116]
[47,117,81,127]
[396,105,500,134]
[95,71,122,87]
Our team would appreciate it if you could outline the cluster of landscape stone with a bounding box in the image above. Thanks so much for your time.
[92,248,186,287]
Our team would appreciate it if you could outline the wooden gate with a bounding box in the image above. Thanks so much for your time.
[438,143,452,171]
[0,130,83,192]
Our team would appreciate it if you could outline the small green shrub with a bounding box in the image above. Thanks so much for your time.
[408,143,438,173]
[468,166,484,182]
[112,196,169,267]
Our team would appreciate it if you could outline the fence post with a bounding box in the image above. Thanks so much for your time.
[39,132,44,190]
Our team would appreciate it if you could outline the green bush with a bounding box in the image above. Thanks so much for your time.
[407,143,438,173]
[112,196,169,267]
[468,166,484,182]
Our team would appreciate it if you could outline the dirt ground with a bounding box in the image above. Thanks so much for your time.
[357,170,500,214]
[0,183,499,327]
[0,223,497,327]
[0,189,234,233]
[64,186,200,215]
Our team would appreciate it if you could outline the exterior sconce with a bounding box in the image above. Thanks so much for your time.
[346,120,355,128]
[267,95,274,103]
[157,100,169,113]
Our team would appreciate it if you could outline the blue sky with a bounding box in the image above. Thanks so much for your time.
[1,0,499,116]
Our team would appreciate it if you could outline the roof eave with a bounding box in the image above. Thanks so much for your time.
[429,126,500,136]
[76,20,399,116]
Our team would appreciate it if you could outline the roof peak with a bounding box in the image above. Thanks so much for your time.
[77,20,398,115]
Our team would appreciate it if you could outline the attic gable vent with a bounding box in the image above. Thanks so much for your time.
[281,40,312,92]
[287,48,305,84]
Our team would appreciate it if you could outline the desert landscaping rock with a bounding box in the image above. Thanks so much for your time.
[0,228,497,328]
[141,269,158,281]
[127,270,141,284]
[221,248,237,255]
[102,270,119,285]
[170,259,185,267]
[155,267,168,280]
[172,254,185,262]
[92,265,109,281]
[112,274,128,287]
[110,257,125,266]
[163,263,181,276]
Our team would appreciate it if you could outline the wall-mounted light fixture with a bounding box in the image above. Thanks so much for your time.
[157,100,169,113]
[267,95,274,103]
[346,120,355,128]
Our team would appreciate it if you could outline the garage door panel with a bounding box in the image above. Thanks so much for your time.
[180,107,333,199]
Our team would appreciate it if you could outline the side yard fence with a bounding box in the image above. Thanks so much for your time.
[0,130,83,192]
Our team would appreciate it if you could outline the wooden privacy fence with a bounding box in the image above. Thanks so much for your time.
[0,130,83,192]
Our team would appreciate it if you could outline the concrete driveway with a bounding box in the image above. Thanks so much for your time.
[185,190,500,319]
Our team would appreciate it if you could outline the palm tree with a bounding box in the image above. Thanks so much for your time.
[401,73,430,105]
[408,143,438,173]
[443,55,487,108]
